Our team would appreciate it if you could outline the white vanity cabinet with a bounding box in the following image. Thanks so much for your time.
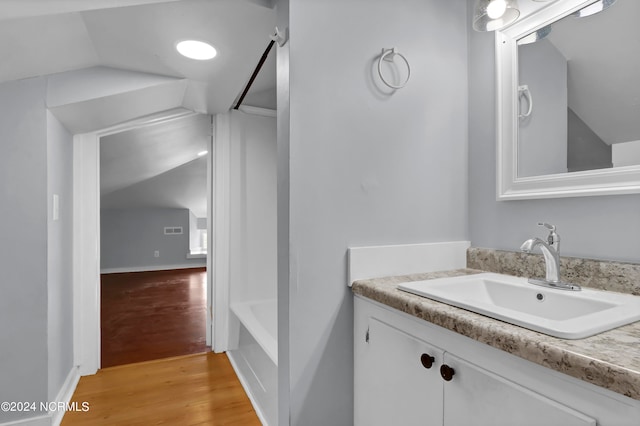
[354,295,640,426]
[441,352,593,426]
[357,317,444,426]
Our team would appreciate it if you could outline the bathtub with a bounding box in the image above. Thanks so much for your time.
[231,299,277,364]
[228,299,278,425]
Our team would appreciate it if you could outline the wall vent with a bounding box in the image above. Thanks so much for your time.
[164,226,183,235]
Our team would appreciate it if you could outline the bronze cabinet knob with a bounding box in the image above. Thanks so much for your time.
[420,353,435,369]
[440,364,455,381]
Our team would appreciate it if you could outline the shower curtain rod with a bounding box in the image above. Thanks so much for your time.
[233,39,275,110]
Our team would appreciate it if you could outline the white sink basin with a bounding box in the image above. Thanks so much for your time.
[398,273,640,339]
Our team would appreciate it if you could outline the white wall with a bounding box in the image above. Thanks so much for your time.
[196,217,207,229]
[612,139,640,168]
[278,0,469,424]
[518,39,567,177]
[189,209,199,252]
[100,207,206,272]
[229,110,277,304]
[467,0,640,263]
[0,77,50,423]
[46,111,75,402]
[243,87,277,110]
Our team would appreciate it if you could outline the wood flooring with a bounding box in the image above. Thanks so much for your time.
[101,268,209,368]
[61,353,261,426]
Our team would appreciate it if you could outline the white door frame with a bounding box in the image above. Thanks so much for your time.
[72,109,231,375]
[212,112,232,353]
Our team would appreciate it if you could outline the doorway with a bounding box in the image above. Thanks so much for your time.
[98,113,211,367]
[73,110,218,375]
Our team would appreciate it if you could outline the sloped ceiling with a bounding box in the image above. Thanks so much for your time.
[100,113,210,216]
[101,156,208,217]
[0,13,99,82]
[0,0,276,114]
[47,66,189,133]
[0,0,276,218]
[0,0,182,21]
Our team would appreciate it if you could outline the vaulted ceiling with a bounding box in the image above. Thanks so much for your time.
[1,0,276,218]
[0,0,276,115]
[100,113,210,195]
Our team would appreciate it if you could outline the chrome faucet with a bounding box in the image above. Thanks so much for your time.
[520,223,581,291]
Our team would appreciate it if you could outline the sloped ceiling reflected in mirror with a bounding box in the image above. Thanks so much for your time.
[496,0,640,199]
[546,0,640,145]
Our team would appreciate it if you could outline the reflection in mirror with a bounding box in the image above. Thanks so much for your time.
[516,0,640,178]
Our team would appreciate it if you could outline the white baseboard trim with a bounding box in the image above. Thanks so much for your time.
[0,415,50,426]
[100,263,206,274]
[0,366,80,426]
[227,352,269,426]
[347,241,471,287]
[50,366,81,426]
[186,253,207,259]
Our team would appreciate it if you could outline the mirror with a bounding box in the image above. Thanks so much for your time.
[496,0,640,199]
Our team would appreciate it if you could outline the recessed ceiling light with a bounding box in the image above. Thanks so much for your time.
[176,40,217,60]
[197,150,208,157]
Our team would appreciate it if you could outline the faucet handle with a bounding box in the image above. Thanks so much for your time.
[537,222,560,251]
[537,222,555,232]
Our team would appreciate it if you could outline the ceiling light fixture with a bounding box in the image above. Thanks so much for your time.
[472,0,520,32]
[197,150,208,157]
[486,0,508,19]
[176,40,217,60]
[572,0,616,18]
[517,25,552,45]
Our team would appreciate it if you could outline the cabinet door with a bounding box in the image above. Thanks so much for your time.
[355,317,443,426]
[442,353,596,426]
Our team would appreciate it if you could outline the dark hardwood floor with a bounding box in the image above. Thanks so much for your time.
[101,267,209,368]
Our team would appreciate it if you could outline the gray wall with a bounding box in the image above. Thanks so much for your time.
[279,0,469,424]
[518,39,567,177]
[467,2,640,263]
[46,111,74,401]
[612,139,640,167]
[0,77,49,422]
[567,108,612,172]
[100,207,205,271]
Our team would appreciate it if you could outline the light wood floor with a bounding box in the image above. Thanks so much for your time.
[62,352,261,426]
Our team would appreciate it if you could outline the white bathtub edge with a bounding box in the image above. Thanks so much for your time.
[227,351,270,426]
[230,300,278,365]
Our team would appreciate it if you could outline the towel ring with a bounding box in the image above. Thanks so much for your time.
[518,84,533,118]
[377,48,411,89]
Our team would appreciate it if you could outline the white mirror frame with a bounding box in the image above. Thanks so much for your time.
[496,0,640,200]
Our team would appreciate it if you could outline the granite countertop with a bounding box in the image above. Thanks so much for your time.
[352,269,640,401]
